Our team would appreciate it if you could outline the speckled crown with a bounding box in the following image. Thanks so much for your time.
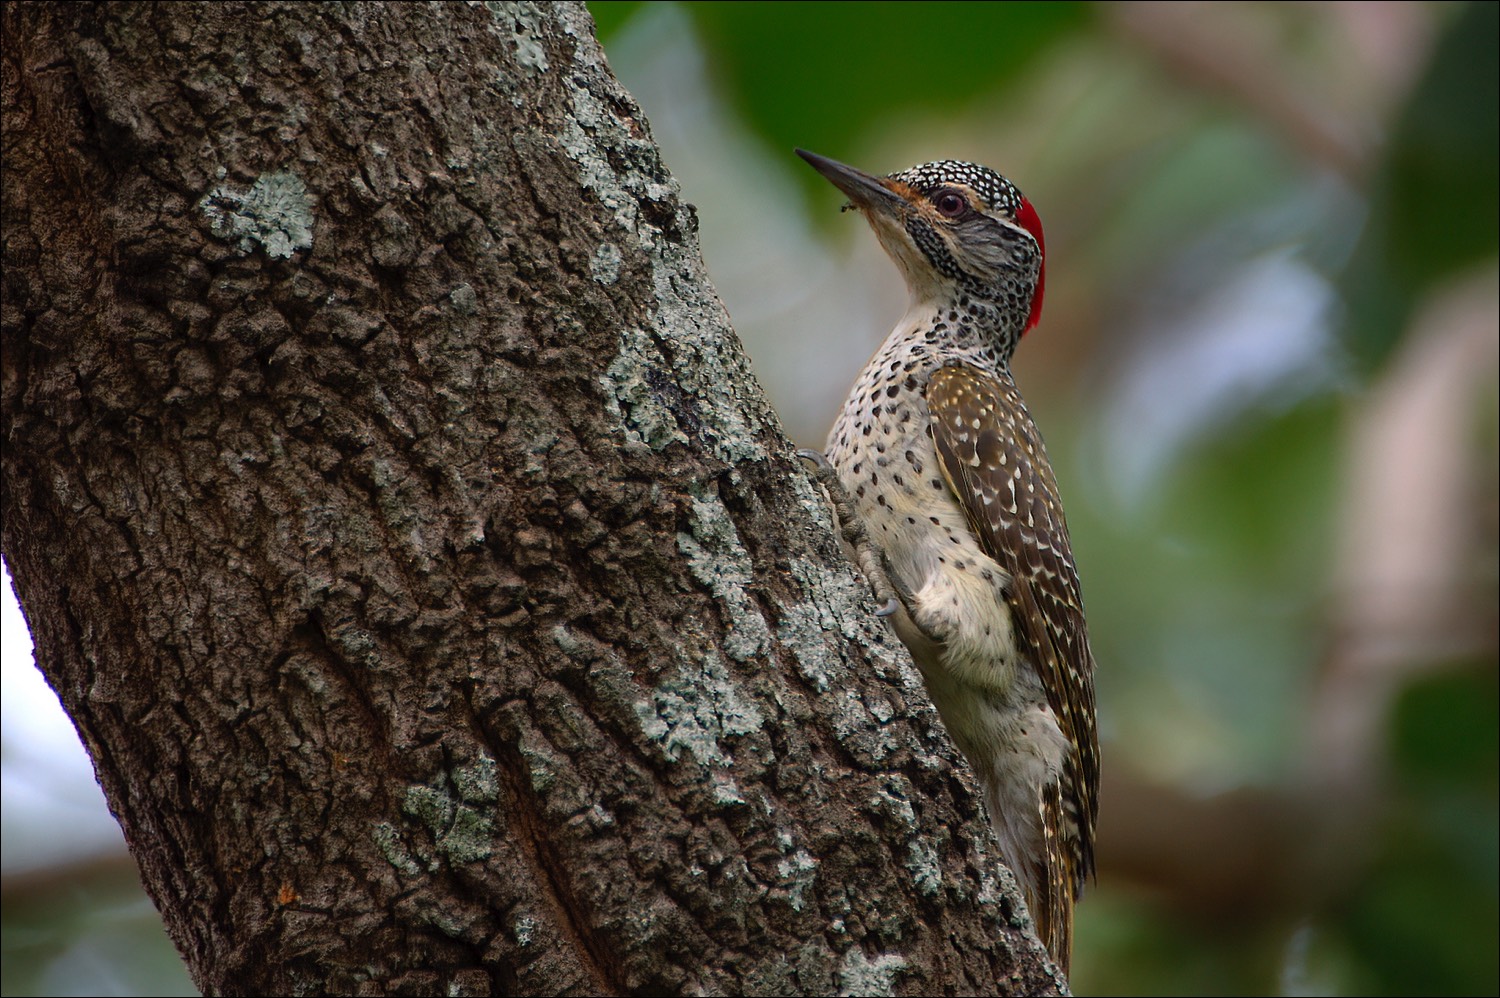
[889,160,1025,215]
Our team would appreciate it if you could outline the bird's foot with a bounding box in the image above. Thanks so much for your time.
[798,448,922,624]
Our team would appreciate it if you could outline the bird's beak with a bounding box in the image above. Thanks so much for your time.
[797,149,908,218]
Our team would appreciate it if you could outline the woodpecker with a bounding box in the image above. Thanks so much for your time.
[797,149,1098,971]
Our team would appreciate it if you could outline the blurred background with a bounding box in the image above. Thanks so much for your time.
[3,2,1495,994]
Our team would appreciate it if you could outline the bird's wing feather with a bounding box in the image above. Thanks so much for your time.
[925,363,1099,892]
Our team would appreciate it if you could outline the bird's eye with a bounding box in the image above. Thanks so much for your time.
[934,191,968,218]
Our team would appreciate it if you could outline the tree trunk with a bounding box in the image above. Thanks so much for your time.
[1,3,1062,994]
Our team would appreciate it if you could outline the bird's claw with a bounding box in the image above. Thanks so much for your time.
[799,447,924,626]
[797,447,832,471]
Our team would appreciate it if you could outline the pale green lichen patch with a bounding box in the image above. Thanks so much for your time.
[585,803,616,829]
[516,729,560,794]
[778,850,818,911]
[441,805,494,864]
[448,282,479,315]
[777,551,917,695]
[677,494,770,661]
[403,784,454,830]
[590,241,623,285]
[779,606,833,691]
[775,548,949,769]
[961,830,1026,929]
[790,940,837,994]
[513,913,538,948]
[401,784,494,865]
[198,169,314,259]
[837,948,909,998]
[484,1,551,76]
[774,588,900,759]
[635,648,763,768]
[452,756,499,804]
[906,839,942,897]
[551,623,587,659]
[773,828,820,912]
[868,779,919,833]
[710,774,747,807]
[606,324,689,452]
[373,821,423,876]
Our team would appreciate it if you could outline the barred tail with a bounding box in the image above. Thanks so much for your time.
[1037,779,1075,972]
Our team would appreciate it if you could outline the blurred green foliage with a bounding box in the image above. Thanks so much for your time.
[1079,398,1342,783]
[1343,1,1499,373]
[592,1,1086,185]
[2,861,195,997]
[1341,668,1499,996]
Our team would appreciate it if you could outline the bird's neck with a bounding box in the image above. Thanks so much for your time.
[885,288,1022,371]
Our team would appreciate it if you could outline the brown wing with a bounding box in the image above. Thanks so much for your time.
[926,363,1099,911]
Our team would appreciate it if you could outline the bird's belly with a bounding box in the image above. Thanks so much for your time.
[828,408,1021,696]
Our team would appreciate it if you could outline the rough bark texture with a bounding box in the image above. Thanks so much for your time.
[1,3,1063,995]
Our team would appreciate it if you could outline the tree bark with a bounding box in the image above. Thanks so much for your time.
[1,3,1062,994]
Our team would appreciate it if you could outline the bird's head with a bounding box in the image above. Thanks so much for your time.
[798,149,1045,336]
